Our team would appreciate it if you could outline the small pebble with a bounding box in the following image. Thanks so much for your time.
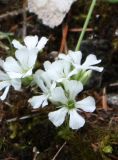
[107,94,118,106]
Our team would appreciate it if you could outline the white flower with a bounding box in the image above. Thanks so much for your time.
[44,60,73,83]
[58,50,103,72]
[12,35,48,51]
[3,36,48,79]
[28,69,56,108]
[0,59,21,100]
[48,80,95,129]
[3,55,33,79]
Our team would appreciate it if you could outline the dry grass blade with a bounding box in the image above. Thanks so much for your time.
[52,142,66,160]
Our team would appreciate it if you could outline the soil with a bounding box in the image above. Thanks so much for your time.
[0,0,118,160]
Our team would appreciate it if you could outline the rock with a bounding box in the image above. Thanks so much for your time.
[107,94,118,107]
[28,0,77,28]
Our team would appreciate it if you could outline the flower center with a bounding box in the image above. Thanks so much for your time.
[22,76,33,86]
[67,100,75,109]
[22,68,29,74]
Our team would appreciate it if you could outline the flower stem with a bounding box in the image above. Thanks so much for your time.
[75,0,97,51]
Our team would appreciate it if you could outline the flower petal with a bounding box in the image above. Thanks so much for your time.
[0,81,10,90]
[68,50,82,65]
[82,54,101,68]
[33,69,44,85]
[15,48,37,69]
[51,87,68,104]
[3,57,22,78]
[0,59,4,68]
[34,70,49,93]
[28,95,48,108]
[37,37,48,51]
[40,71,53,88]
[6,72,22,79]
[12,39,24,49]
[47,68,60,82]
[76,96,96,112]
[47,60,71,82]
[48,107,68,127]
[69,109,85,129]
[43,61,52,71]
[63,61,71,77]
[58,53,70,61]
[87,66,104,72]
[67,68,78,77]
[15,49,28,67]
[0,70,9,81]
[0,86,10,100]
[42,98,48,108]
[22,68,33,78]
[63,80,83,100]
[24,35,38,49]
[11,79,21,91]
[58,50,82,66]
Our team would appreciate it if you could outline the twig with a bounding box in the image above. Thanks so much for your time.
[33,147,40,160]
[51,142,66,160]
[59,24,68,53]
[0,112,40,123]
[102,87,108,111]
[0,8,28,19]
[69,28,93,32]
[9,15,33,32]
[22,0,27,38]
[109,82,118,87]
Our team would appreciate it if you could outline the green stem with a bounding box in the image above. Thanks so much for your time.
[75,0,97,51]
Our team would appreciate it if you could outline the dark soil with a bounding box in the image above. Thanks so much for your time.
[0,0,118,159]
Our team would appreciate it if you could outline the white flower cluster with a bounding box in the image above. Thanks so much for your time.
[0,35,103,130]
[0,35,48,100]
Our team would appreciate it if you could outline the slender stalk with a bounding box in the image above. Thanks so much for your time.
[22,0,27,38]
[52,142,66,160]
[75,0,97,51]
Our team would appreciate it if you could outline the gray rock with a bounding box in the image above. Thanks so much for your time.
[107,94,118,107]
